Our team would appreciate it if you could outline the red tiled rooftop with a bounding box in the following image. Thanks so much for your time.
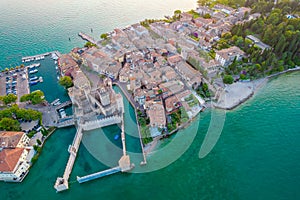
[0,148,25,172]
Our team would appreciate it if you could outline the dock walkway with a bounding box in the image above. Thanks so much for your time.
[22,51,61,63]
[77,166,121,184]
[54,126,83,192]
[54,100,72,110]
[78,32,98,45]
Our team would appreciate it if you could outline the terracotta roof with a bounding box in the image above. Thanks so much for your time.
[167,55,183,65]
[215,46,245,60]
[0,148,25,172]
[147,103,166,127]
[165,96,179,112]
[0,132,24,148]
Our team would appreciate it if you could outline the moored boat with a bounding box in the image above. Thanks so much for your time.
[29,80,39,86]
[29,76,38,81]
[29,69,38,74]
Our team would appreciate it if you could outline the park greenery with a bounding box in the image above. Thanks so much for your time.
[0,94,17,105]
[59,76,73,89]
[167,107,189,132]
[0,104,42,131]
[20,90,45,105]
[223,74,234,84]
[137,109,152,144]
[0,118,20,131]
[196,83,211,98]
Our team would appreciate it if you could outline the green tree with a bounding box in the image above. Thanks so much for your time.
[240,73,246,80]
[2,94,17,105]
[100,33,108,39]
[0,118,21,131]
[223,75,234,84]
[30,90,45,105]
[174,10,182,15]
[203,13,211,19]
[84,41,96,48]
[59,76,73,89]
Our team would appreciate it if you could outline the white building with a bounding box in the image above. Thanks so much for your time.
[215,46,245,66]
[0,148,32,182]
[0,131,33,182]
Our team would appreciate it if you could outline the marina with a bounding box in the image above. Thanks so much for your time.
[27,63,41,69]
[22,51,61,63]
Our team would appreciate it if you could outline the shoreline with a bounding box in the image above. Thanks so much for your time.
[214,67,300,110]
[146,68,300,154]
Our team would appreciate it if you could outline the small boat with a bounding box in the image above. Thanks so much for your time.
[114,134,120,140]
[55,66,58,70]
[53,101,61,106]
[29,69,38,74]
[51,98,60,106]
[29,80,39,86]
[39,77,43,82]
[55,61,57,64]
[29,76,38,81]
[57,76,60,80]
[60,110,66,118]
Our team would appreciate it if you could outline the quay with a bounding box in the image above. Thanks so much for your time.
[22,51,61,63]
[78,32,98,45]
[54,126,83,191]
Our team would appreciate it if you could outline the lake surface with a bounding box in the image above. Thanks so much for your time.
[0,0,300,199]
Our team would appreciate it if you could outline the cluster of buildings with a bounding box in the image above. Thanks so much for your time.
[0,131,34,182]
[148,4,258,72]
[57,4,261,137]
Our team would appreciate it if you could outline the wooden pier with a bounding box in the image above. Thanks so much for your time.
[78,32,98,45]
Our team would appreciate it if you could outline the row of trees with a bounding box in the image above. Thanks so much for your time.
[0,105,42,131]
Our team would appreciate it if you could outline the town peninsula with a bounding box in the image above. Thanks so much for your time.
[0,0,299,193]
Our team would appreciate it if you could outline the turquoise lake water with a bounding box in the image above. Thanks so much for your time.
[1,0,300,199]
